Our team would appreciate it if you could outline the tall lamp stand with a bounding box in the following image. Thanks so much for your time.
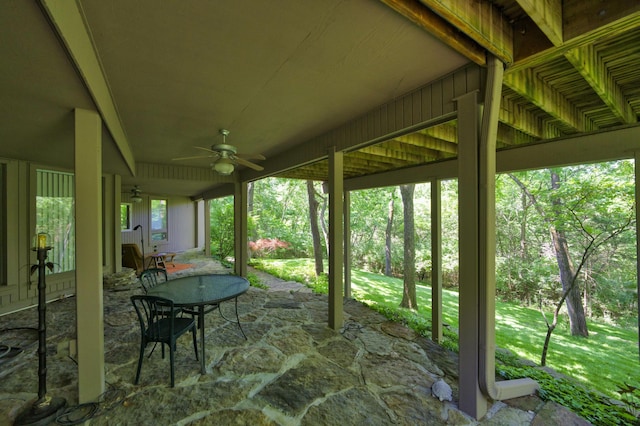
[15,242,66,425]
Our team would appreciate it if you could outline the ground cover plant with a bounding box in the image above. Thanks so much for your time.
[251,258,640,425]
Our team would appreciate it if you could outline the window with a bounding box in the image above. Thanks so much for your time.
[36,169,75,273]
[150,198,167,242]
[120,203,132,230]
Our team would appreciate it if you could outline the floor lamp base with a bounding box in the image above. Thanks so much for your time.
[14,395,66,426]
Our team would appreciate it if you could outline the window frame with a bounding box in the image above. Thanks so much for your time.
[120,202,133,231]
[150,198,168,243]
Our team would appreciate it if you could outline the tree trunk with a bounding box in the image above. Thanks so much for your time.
[306,180,324,275]
[247,182,257,247]
[550,170,589,337]
[399,184,417,309]
[384,190,395,276]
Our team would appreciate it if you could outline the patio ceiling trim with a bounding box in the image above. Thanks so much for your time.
[39,0,136,176]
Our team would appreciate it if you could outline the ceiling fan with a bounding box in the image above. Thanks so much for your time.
[130,186,143,203]
[172,129,265,175]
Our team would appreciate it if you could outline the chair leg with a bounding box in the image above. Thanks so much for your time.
[169,339,175,387]
[191,325,199,361]
[135,341,145,385]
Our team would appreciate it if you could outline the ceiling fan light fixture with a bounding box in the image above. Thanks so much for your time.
[131,186,143,203]
[214,158,234,175]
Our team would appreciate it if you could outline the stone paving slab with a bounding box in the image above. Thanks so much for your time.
[0,251,591,425]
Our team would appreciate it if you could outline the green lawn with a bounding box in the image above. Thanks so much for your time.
[253,258,638,401]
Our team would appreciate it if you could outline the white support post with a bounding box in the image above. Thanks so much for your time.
[328,147,344,330]
[74,108,105,403]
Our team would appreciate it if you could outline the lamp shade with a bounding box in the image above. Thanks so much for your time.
[214,159,234,175]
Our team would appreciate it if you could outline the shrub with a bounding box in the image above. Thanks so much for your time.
[249,238,291,259]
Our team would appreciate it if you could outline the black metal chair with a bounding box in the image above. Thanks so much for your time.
[138,267,168,292]
[131,295,199,387]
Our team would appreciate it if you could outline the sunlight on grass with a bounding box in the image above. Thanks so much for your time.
[253,258,639,406]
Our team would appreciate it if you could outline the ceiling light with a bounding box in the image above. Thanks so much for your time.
[131,186,143,203]
[214,158,234,175]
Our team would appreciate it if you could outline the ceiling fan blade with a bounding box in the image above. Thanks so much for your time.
[233,156,264,171]
[171,155,214,161]
[237,153,266,161]
[194,146,219,154]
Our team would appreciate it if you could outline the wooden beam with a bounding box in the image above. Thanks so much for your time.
[515,0,563,46]
[508,11,640,72]
[418,0,513,64]
[498,95,550,139]
[422,122,458,143]
[40,0,136,176]
[503,68,592,132]
[394,132,458,153]
[381,0,487,65]
[565,45,636,124]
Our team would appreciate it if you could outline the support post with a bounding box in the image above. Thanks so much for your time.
[431,178,443,343]
[344,190,351,299]
[234,181,248,277]
[457,91,487,419]
[328,147,344,330]
[74,108,105,403]
[204,199,211,257]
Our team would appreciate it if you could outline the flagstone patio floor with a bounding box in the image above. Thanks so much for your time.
[0,251,589,425]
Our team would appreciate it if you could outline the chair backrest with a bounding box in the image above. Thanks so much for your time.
[139,268,168,292]
[131,295,176,341]
[122,243,145,274]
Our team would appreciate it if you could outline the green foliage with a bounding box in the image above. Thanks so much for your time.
[495,161,636,318]
[252,178,314,257]
[246,272,268,289]
[498,364,637,425]
[210,197,235,260]
[249,259,327,293]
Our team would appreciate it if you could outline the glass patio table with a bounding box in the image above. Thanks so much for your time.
[147,274,249,374]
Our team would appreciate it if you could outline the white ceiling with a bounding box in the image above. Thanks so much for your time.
[0,0,467,196]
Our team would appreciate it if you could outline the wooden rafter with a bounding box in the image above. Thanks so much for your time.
[503,68,593,133]
[394,132,458,154]
[499,95,547,139]
[565,45,636,124]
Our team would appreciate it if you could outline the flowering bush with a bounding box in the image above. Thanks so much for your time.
[248,238,291,258]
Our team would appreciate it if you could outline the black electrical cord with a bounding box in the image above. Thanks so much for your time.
[0,327,36,362]
[55,382,126,425]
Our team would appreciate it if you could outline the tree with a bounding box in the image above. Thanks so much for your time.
[210,197,234,260]
[306,180,324,275]
[400,184,417,309]
[507,164,635,365]
[385,189,396,276]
